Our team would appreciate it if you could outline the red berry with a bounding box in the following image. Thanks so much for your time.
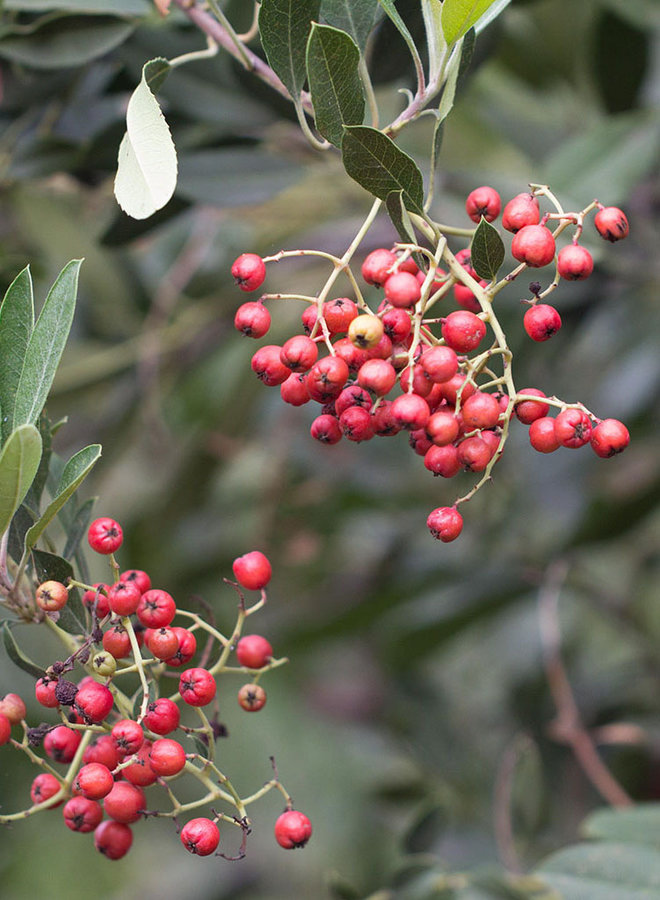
[453,279,488,313]
[63,796,103,833]
[339,405,375,442]
[554,408,593,448]
[238,683,267,711]
[590,418,630,458]
[232,550,272,591]
[323,297,358,333]
[82,583,110,617]
[35,580,68,612]
[231,253,266,291]
[104,781,145,824]
[441,310,487,352]
[306,356,350,402]
[44,725,82,763]
[236,635,273,669]
[83,734,120,770]
[382,307,412,342]
[180,817,220,856]
[103,622,132,659]
[529,417,560,453]
[372,401,401,437]
[75,763,114,800]
[310,413,343,444]
[123,742,158,787]
[423,444,461,477]
[0,693,26,725]
[164,626,197,667]
[399,363,432,397]
[465,186,501,223]
[502,192,540,233]
[137,589,176,628]
[425,410,460,447]
[557,244,594,281]
[440,374,476,406]
[234,300,271,337]
[147,626,180,661]
[75,681,114,724]
[107,580,142,617]
[409,428,432,456]
[88,517,123,554]
[594,206,629,242]
[251,345,292,386]
[391,393,431,431]
[419,346,459,384]
[120,569,151,594]
[461,392,501,430]
[0,713,11,745]
[31,772,62,805]
[144,698,180,735]
[362,248,397,286]
[149,738,187,776]
[523,304,561,342]
[457,435,492,472]
[514,388,550,424]
[511,225,556,267]
[383,271,421,308]
[281,372,310,406]
[112,719,144,757]
[335,385,372,417]
[357,359,397,396]
[180,667,216,707]
[427,507,463,542]
[274,810,312,849]
[95,821,133,860]
[280,335,319,372]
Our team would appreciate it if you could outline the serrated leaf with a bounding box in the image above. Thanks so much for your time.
[321,0,379,52]
[377,0,422,73]
[2,622,45,679]
[0,16,135,69]
[114,58,177,221]
[307,24,364,147]
[13,260,82,429]
[537,841,660,898]
[259,0,321,99]
[470,217,505,280]
[386,190,416,243]
[24,444,101,554]
[0,425,42,536]
[342,125,424,212]
[441,0,497,45]
[582,805,660,848]
[0,267,33,444]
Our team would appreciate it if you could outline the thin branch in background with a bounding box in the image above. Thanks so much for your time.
[538,559,633,807]
[493,733,535,873]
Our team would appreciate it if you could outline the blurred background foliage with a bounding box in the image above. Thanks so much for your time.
[0,0,659,897]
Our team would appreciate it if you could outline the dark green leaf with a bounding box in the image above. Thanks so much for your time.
[24,411,53,514]
[470,217,504,280]
[56,587,87,636]
[441,0,497,45]
[32,548,73,585]
[458,27,476,83]
[582,805,660,848]
[341,125,424,212]
[2,622,45,678]
[0,425,42,536]
[377,0,422,73]
[24,444,101,554]
[385,190,416,244]
[63,497,96,561]
[321,0,379,52]
[537,841,660,898]
[0,266,34,443]
[403,804,448,854]
[431,119,445,172]
[0,17,136,70]
[259,0,321,99]
[13,259,82,429]
[306,24,364,148]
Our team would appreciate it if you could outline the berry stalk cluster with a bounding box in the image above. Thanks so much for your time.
[232,186,630,542]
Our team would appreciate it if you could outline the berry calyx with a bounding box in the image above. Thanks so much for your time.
[274,810,312,849]
[231,253,266,291]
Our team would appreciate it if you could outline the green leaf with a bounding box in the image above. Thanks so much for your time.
[321,0,379,52]
[3,0,149,12]
[582,805,660,848]
[385,190,416,244]
[474,0,513,34]
[63,497,96,561]
[13,260,82,429]
[0,425,42,536]
[306,24,364,148]
[341,125,424,213]
[24,444,102,554]
[24,412,53,514]
[470,217,504,280]
[377,0,423,74]
[441,0,497,45]
[114,58,177,221]
[2,622,45,679]
[259,0,321,99]
[0,266,34,443]
[0,16,135,70]
[537,842,660,898]
[436,38,465,124]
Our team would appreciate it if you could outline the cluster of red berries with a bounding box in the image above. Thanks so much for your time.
[0,518,311,860]
[231,186,630,542]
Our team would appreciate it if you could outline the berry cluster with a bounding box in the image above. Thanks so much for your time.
[0,520,311,860]
[232,187,630,542]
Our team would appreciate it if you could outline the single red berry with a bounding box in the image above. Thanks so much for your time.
[383,271,421,308]
[180,817,220,856]
[425,410,460,447]
[83,734,120,770]
[396,256,418,275]
[280,335,319,372]
[523,304,562,342]
[323,297,358,333]
[335,385,372,417]
[305,356,350,403]
[232,550,272,591]
[427,507,464,542]
[382,307,412,342]
[0,693,26,725]
[372,401,401,437]
[594,206,629,242]
[149,738,187,777]
[465,186,501,223]
[31,772,62,805]
[112,719,144,757]
[301,304,318,334]
[339,405,375,442]
[236,634,273,669]
[453,279,488,313]
[75,763,114,800]
[557,244,594,281]
[310,413,342,444]
[180,668,216,707]
[44,725,82,763]
[63,796,103,833]
[461,392,501,430]
[104,781,145,824]
[457,435,492,472]
[75,681,114,725]
[82,583,110,618]
[362,248,397,286]
[274,810,312,849]
[399,363,432,397]
[333,337,369,372]
[502,192,540,233]
[514,388,550,424]
[231,253,266,291]
[281,372,310,406]
[554,408,593,448]
[144,698,180,735]
[251,345,292,386]
[419,346,459,384]
[107,580,142,617]
[529,417,560,453]
[357,359,397,396]
[123,741,159,787]
[423,444,461,478]
[0,713,11,745]
[590,418,630,458]
[511,225,556,267]
[163,626,197,667]
[365,333,393,362]
[35,580,68,612]
[441,310,487,353]
[88,517,123,554]
[391,393,431,431]
[234,300,271,338]
[120,569,151,594]
[238,683,267,711]
[440,374,476,406]
[137,589,176,628]
[103,622,132,659]
[147,626,180,661]
[95,820,133,860]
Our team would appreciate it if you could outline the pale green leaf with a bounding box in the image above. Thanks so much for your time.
[0,425,42,536]
[0,266,34,442]
[114,58,177,220]
[582,805,660,848]
[441,0,497,45]
[537,841,660,899]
